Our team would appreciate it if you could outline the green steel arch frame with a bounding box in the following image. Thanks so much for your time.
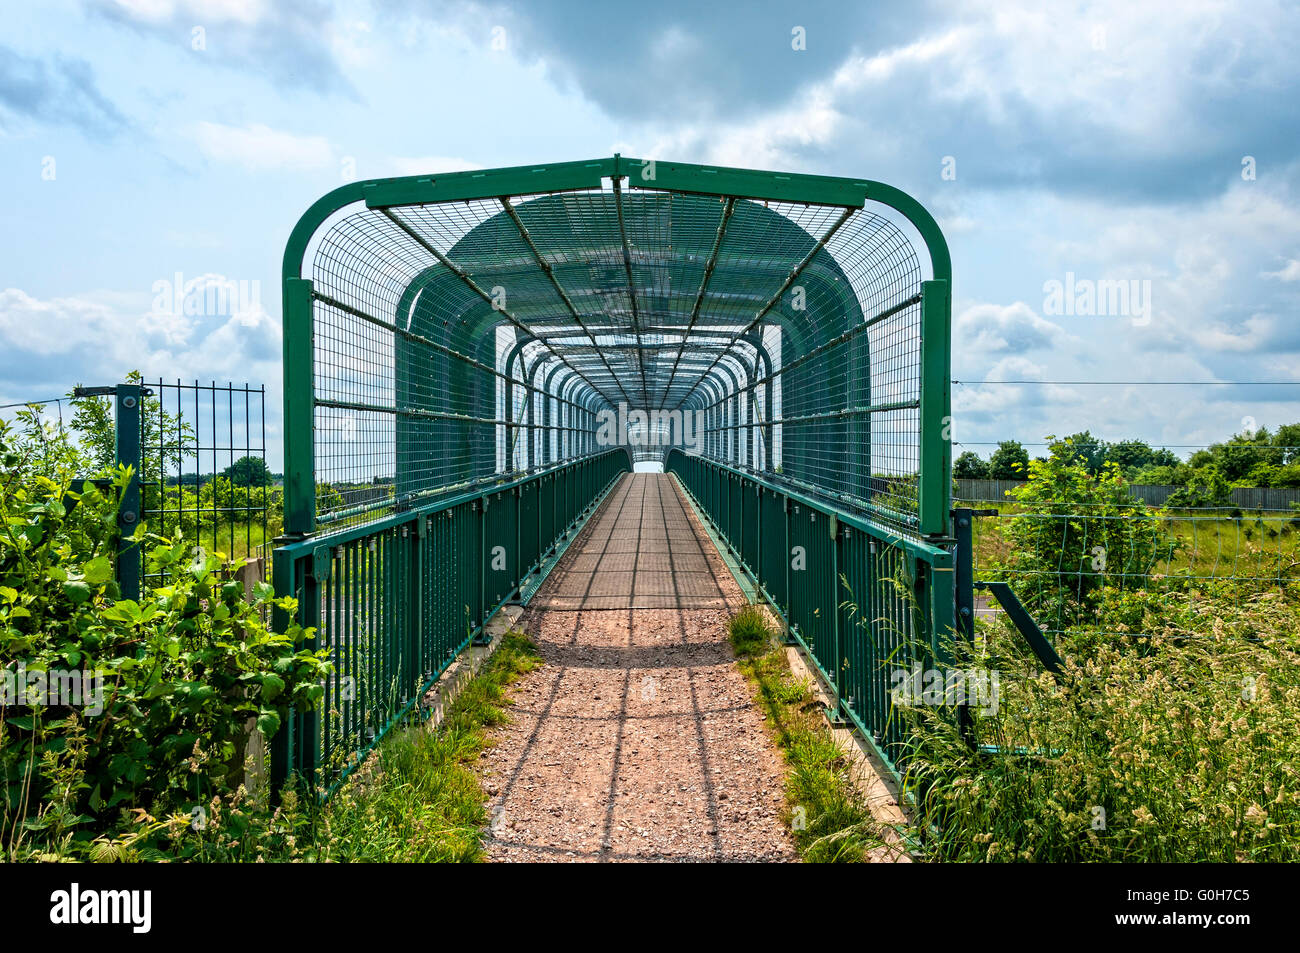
[282,155,951,538]
[274,155,953,789]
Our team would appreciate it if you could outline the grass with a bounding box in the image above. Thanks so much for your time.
[306,631,541,862]
[81,631,541,862]
[726,605,897,862]
[968,501,1300,585]
[904,586,1300,862]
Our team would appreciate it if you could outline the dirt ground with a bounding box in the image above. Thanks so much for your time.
[477,473,797,862]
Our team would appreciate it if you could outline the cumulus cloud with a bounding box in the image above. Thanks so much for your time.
[955,301,1069,354]
[0,284,281,408]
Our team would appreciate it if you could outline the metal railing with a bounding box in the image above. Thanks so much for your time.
[667,449,954,779]
[271,448,629,791]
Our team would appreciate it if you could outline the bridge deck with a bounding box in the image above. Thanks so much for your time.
[529,472,732,610]
[479,473,797,862]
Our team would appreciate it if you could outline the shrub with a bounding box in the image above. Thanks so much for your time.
[0,421,329,860]
[999,437,1175,632]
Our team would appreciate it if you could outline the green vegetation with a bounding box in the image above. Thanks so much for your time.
[0,419,328,862]
[997,440,1170,631]
[727,606,894,862]
[903,439,1300,862]
[221,455,273,487]
[905,587,1300,861]
[956,422,1300,490]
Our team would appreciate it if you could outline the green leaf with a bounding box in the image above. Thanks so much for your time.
[260,673,285,702]
[83,556,113,586]
[62,580,92,605]
[256,710,281,736]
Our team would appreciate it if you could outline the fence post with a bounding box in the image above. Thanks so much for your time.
[952,507,975,741]
[282,277,316,539]
[273,277,318,793]
[919,279,952,538]
[115,383,142,601]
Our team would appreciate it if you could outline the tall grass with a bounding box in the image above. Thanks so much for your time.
[904,587,1300,861]
[726,607,893,862]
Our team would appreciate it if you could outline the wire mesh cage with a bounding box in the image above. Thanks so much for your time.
[294,157,950,538]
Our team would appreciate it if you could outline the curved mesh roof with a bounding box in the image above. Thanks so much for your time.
[285,156,950,536]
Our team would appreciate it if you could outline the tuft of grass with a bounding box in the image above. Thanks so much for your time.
[308,630,541,862]
[726,607,892,862]
[727,604,772,657]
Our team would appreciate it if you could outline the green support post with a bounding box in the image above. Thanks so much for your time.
[919,278,952,538]
[114,383,142,601]
[283,277,316,539]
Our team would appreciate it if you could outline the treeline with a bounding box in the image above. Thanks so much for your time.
[955,424,1300,506]
[166,455,283,487]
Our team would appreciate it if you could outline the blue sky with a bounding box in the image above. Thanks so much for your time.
[2,0,1298,469]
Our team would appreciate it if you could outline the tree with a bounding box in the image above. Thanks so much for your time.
[1104,438,1172,475]
[1165,468,1232,508]
[1059,430,1108,475]
[222,455,272,487]
[68,370,193,485]
[1273,423,1300,465]
[953,451,990,480]
[988,440,1030,480]
[1209,427,1280,483]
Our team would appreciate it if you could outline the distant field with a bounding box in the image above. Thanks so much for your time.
[965,499,1300,586]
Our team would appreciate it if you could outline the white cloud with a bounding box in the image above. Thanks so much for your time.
[1264,259,1300,281]
[0,284,281,405]
[955,301,1070,354]
[190,121,333,171]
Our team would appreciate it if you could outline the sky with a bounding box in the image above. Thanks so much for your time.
[2,0,1298,470]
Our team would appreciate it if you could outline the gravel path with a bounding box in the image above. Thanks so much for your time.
[478,474,797,862]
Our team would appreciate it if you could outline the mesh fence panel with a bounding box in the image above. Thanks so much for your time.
[305,177,930,534]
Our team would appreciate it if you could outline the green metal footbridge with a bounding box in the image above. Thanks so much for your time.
[272,156,956,790]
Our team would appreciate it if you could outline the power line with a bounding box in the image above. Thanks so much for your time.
[954,379,1300,386]
[954,441,1300,450]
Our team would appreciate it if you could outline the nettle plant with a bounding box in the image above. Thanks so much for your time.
[0,420,329,859]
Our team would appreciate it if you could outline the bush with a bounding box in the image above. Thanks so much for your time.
[0,421,329,861]
[998,437,1175,632]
